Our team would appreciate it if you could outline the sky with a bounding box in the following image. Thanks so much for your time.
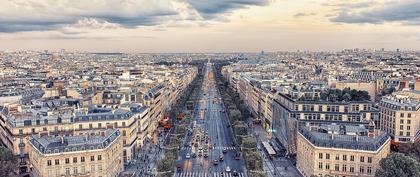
[0,0,420,52]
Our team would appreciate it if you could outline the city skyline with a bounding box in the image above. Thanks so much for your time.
[1,0,420,52]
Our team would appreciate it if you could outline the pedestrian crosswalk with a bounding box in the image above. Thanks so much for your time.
[181,146,236,150]
[174,172,246,177]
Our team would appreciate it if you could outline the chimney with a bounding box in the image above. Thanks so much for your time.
[85,133,89,141]
[355,134,359,141]
[61,135,64,144]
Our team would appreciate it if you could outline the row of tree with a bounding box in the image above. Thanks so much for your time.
[214,63,266,177]
[157,64,204,177]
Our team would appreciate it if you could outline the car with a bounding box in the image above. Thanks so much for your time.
[177,166,182,172]
[225,166,231,172]
[227,125,231,128]
[222,148,227,153]
[233,170,239,176]
[192,153,197,158]
[186,153,191,159]
[203,153,209,158]
[198,152,202,157]
[194,143,198,147]
[213,160,219,165]
[219,156,224,161]
[198,146,203,150]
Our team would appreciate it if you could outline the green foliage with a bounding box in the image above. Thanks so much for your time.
[233,122,248,136]
[375,153,420,177]
[228,109,242,123]
[398,142,420,162]
[318,88,371,102]
[0,147,18,177]
[242,136,257,149]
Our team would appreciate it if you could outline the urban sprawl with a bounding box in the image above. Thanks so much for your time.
[0,49,419,177]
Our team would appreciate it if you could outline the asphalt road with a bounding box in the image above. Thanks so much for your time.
[174,63,247,177]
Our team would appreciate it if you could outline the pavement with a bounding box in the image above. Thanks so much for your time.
[174,63,247,177]
[250,123,302,177]
[124,124,170,177]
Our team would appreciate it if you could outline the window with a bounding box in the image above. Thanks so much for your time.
[90,156,95,161]
[343,155,347,161]
[319,162,323,169]
[47,160,52,166]
[368,157,372,163]
[335,164,339,171]
[79,124,83,130]
[123,130,126,136]
[98,155,102,161]
[400,125,404,130]
[32,128,36,133]
[91,165,95,173]
[114,122,118,128]
[407,132,411,136]
[350,155,354,161]
[65,158,70,164]
[400,113,404,117]
[407,113,411,118]
[55,168,60,177]
[122,122,126,126]
[98,164,103,171]
[55,159,59,165]
[98,123,102,128]
[367,166,372,174]
[360,166,365,173]
[73,157,77,163]
[89,123,93,129]
[73,167,78,175]
[81,156,85,162]
[325,163,330,170]
[400,119,404,124]
[19,129,23,135]
[48,169,52,177]
[360,156,365,162]
[326,153,330,159]
[407,126,411,130]
[65,168,70,175]
[81,166,85,174]
[335,155,339,160]
[350,166,354,173]
[319,153,323,159]
[342,164,347,172]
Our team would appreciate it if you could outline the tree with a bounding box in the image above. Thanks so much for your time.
[0,147,18,177]
[375,153,420,177]
[398,142,420,162]
[233,121,248,136]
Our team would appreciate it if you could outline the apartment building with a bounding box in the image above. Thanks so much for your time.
[0,98,148,171]
[272,90,378,155]
[297,124,390,177]
[379,92,419,143]
[28,129,123,177]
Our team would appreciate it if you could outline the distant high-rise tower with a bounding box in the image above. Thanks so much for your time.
[261,50,265,56]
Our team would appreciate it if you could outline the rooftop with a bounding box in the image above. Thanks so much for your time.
[299,124,389,151]
[29,129,120,154]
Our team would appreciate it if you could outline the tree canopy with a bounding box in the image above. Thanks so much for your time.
[375,153,420,177]
[0,147,18,177]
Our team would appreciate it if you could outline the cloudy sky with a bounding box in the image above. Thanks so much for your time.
[0,0,420,52]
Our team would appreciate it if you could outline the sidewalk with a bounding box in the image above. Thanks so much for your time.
[251,123,302,177]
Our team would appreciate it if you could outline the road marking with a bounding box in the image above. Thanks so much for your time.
[174,172,245,177]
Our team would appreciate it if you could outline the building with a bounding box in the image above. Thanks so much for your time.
[28,129,124,177]
[272,90,378,155]
[379,92,419,143]
[296,124,390,177]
